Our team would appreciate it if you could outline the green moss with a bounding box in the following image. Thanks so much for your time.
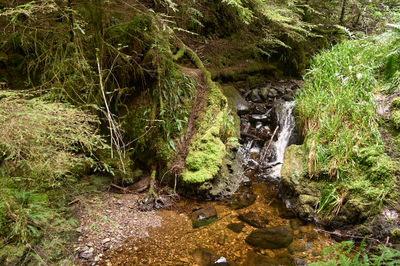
[391,97,400,110]
[390,228,400,242]
[391,110,400,128]
[106,14,153,46]
[367,154,397,183]
[183,112,226,183]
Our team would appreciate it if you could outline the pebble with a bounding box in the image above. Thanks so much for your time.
[102,238,111,244]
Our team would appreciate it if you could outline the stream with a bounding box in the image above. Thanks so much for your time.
[99,81,336,265]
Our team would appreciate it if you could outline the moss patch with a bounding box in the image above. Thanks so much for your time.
[182,112,226,183]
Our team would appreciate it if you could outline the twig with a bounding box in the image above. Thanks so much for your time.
[96,54,126,173]
[261,126,279,162]
[313,228,384,245]
[68,198,80,205]
[110,183,128,193]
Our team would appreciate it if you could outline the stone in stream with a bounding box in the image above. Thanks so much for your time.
[191,248,233,265]
[190,206,218,228]
[227,222,245,233]
[245,226,294,249]
[245,250,295,266]
[258,125,272,139]
[259,87,270,101]
[249,114,269,123]
[238,211,269,228]
[249,89,263,103]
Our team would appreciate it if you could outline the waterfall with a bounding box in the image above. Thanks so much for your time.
[265,101,296,180]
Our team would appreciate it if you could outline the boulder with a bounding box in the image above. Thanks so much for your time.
[249,89,263,103]
[238,211,269,228]
[245,226,294,249]
[191,206,218,228]
[227,222,245,233]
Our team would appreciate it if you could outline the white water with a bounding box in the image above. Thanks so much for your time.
[266,101,296,180]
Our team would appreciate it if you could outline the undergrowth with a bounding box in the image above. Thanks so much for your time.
[311,241,400,265]
[296,25,400,218]
[0,91,108,264]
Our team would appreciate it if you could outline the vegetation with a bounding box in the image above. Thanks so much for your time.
[0,90,107,263]
[0,0,400,264]
[296,17,400,218]
[311,241,400,265]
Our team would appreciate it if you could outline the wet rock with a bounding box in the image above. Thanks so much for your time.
[294,258,308,266]
[80,247,94,259]
[289,219,304,230]
[258,125,272,139]
[191,248,233,265]
[280,145,322,222]
[288,239,307,254]
[249,114,269,123]
[245,250,295,266]
[259,87,270,101]
[283,93,293,101]
[227,222,245,233]
[249,89,263,103]
[245,226,293,249]
[237,103,251,115]
[238,211,269,228]
[226,188,256,210]
[268,89,278,98]
[252,104,269,114]
[191,206,218,228]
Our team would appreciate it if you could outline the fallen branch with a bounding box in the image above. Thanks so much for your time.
[260,126,279,162]
[313,228,384,245]
[109,183,128,193]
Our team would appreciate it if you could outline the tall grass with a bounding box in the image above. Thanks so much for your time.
[296,28,400,217]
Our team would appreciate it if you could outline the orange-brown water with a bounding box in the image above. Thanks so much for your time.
[99,179,336,265]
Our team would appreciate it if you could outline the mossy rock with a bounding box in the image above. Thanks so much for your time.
[391,228,400,243]
[183,112,226,183]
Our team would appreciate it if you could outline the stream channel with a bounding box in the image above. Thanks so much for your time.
[100,80,336,265]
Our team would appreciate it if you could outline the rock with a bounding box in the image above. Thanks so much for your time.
[245,226,294,249]
[249,114,269,123]
[249,89,263,103]
[227,222,245,233]
[258,125,272,139]
[294,258,308,266]
[191,206,218,228]
[280,145,322,222]
[282,93,293,101]
[252,104,269,114]
[245,250,295,266]
[226,186,256,210]
[102,238,111,244]
[288,239,307,254]
[289,219,304,230]
[80,247,94,259]
[259,87,270,100]
[191,248,233,265]
[268,88,278,98]
[238,211,269,228]
[237,103,251,115]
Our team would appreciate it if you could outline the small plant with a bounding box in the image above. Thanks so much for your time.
[311,241,400,265]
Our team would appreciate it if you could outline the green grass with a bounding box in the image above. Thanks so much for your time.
[296,28,400,218]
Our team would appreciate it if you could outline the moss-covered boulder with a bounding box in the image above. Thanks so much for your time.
[280,144,322,222]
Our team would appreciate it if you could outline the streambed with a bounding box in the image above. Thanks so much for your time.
[97,81,337,265]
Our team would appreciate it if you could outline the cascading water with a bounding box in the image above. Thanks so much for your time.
[264,101,296,180]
